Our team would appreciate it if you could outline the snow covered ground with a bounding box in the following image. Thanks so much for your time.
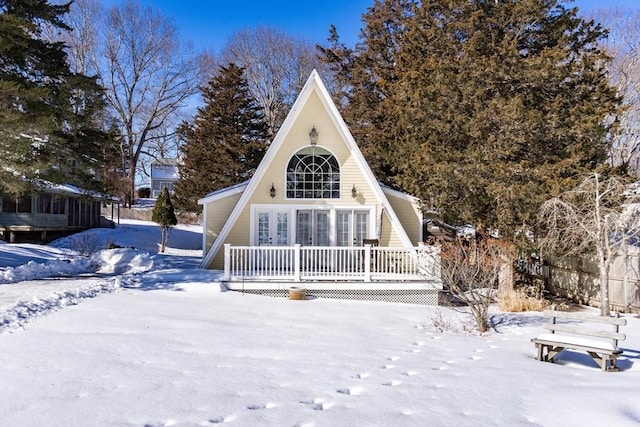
[0,220,638,426]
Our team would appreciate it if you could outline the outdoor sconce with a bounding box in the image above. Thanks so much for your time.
[270,183,276,198]
[351,184,357,198]
[309,126,318,145]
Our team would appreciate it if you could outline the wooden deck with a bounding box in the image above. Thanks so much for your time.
[222,244,443,301]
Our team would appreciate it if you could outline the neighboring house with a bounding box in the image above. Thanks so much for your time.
[198,71,442,304]
[150,158,179,198]
[0,183,114,243]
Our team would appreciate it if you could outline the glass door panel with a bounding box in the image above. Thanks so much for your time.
[258,212,271,245]
[276,212,288,245]
[296,211,311,245]
[315,211,330,246]
[337,211,350,246]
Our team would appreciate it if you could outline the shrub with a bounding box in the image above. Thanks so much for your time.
[498,288,550,312]
[137,187,151,198]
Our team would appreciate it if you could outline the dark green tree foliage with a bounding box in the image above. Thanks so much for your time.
[318,1,416,177]
[0,0,110,194]
[152,187,177,253]
[320,0,620,241]
[174,63,268,212]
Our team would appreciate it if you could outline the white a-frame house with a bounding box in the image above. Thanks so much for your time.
[198,71,441,303]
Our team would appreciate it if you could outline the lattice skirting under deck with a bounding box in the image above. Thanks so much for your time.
[233,288,441,305]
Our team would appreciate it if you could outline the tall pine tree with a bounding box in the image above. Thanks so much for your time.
[320,0,620,242]
[0,0,111,194]
[318,0,416,178]
[174,63,268,212]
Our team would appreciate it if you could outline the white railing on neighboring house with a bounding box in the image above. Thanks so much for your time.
[223,244,440,282]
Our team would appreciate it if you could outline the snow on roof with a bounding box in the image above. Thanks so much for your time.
[33,180,119,202]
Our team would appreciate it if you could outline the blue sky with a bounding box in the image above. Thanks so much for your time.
[104,0,640,53]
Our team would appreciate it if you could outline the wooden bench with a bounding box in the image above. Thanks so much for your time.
[531,308,627,372]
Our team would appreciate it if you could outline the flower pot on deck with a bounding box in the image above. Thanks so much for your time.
[288,287,306,300]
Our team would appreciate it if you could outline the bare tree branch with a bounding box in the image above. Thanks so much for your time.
[220,27,326,135]
[64,0,204,205]
[538,172,640,315]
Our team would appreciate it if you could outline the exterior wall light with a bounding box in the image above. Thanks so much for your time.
[270,183,276,198]
[309,126,318,145]
[351,184,357,198]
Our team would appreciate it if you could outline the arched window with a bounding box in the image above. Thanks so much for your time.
[286,147,340,199]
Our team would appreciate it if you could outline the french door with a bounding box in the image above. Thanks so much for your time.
[256,210,289,246]
[337,210,369,246]
[296,210,330,246]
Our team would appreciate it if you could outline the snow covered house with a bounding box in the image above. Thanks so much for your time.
[198,71,441,303]
[150,158,179,198]
[0,183,112,243]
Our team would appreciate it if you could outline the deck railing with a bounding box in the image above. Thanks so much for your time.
[223,244,440,282]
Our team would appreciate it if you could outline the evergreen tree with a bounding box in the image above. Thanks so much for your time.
[0,0,112,194]
[318,1,416,177]
[152,187,177,253]
[320,0,620,243]
[174,63,269,212]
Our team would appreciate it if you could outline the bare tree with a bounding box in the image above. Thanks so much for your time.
[100,0,204,205]
[590,7,640,174]
[220,27,324,135]
[52,0,101,77]
[539,173,640,316]
[435,237,512,332]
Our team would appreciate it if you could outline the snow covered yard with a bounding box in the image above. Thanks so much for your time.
[0,220,639,427]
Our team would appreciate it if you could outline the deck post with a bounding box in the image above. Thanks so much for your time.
[294,244,301,281]
[223,244,231,281]
[364,244,372,282]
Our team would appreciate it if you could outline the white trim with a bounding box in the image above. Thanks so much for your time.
[198,181,249,205]
[201,202,208,258]
[200,70,416,268]
[381,185,420,204]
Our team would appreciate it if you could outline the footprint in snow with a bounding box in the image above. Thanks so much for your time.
[313,401,334,411]
[206,415,236,424]
[337,385,364,396]
[246,402,276,410]
[302,397,334,411]
[143,420,176,427]
[383,380,402,386]
[469,356,482,361]
[387,356,400,361]
[381,364,395,370]
[355,372,370,379]
[403,370,419,376]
